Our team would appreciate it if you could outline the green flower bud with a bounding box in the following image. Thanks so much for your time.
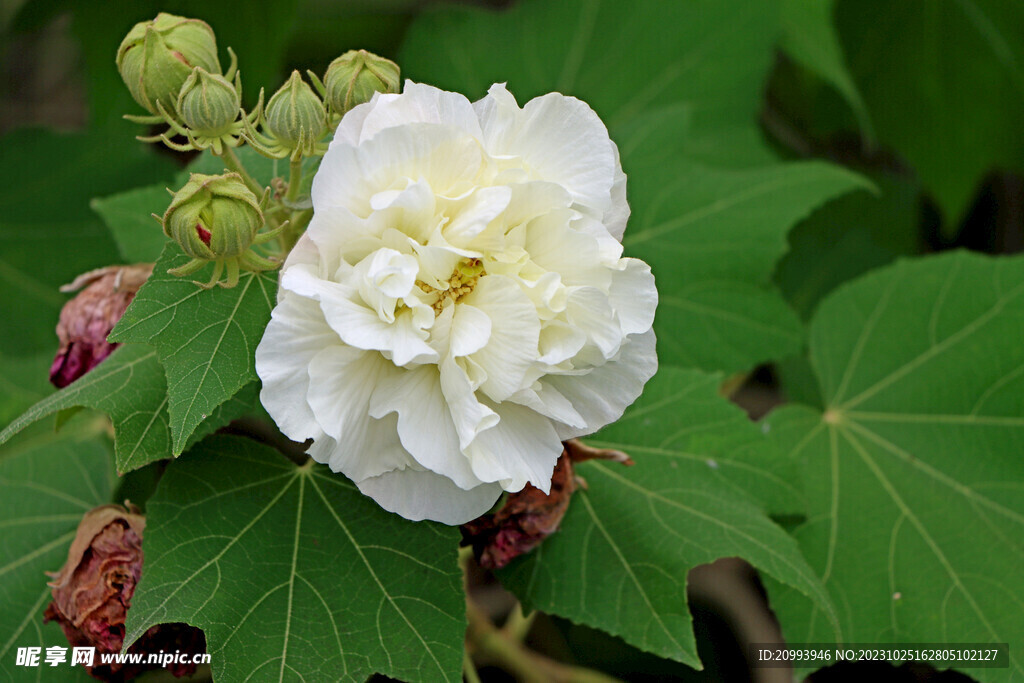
[163,173,263,261]
[176,67,240,138]
[263,71,326,153]
[116,13,220,116]
[323,50,400,115]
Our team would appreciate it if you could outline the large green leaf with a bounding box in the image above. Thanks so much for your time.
[837,0,1024,225]
[0,128,173,356]
[0,421,116,682]
[780,0,872,140]
[402,0,778,137]
[125,435,465,682]
[91,185,173,264]
[109,244,276,453]
[0,344,256,473]
[759,251,1024,681]
[498,368,836,668]
[624,160,869,371]
[0,351,52,427]
[401,0,867,373]
[775,173,922,320]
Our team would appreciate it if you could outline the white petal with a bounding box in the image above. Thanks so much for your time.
[449,303,491,357]
[357,81,482,142]
[312,124,484,216]
[526,210,611,288]
[537,319,587,366]
[546,328,658,439]
[476,85,617,218]
[368,365,482,489]
[465,400,562,493]
[463,275,540,401]
[609,258,657,336]
[439,354,499,449]
[443,185,512,249]
[331,93,379,147]
[306,416,414,482]
[306,345,389,441]
[604,139,629,241]
[255,292,336,440]
[509,382,586,430]
[284,266,438,366]
[356,468,502,524]
[304,204,380,272]
[565,286,624,359]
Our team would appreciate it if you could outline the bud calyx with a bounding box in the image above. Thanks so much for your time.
[162,173,280,288]
[322,50,400,117]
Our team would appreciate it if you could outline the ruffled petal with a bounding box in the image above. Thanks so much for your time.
[463,275,541,401]
[546,328,658,440]
[604,140,629,241]
[565,286,624,359]
[306,416,414,482]
[368,364,482,489]
[356,81,482,142]
[609,258,657,336]
[465,400,562,493]
[356,467,503,524]
[255,292,337,440]
[283,265,438,367]
[312,123,485,216]
[475,83,617,218]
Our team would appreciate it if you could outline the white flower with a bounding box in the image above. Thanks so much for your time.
[255,82,657,524]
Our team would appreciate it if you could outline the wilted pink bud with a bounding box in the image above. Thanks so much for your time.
[43,503,205,681]
[49,264,153,388]
[461,440,634,569]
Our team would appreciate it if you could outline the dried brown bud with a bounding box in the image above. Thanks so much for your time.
[461,440,634,569]
[43,503,206,681]
[49,264,153,388]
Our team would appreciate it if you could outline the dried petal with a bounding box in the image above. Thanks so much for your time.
[462,439,636,569]
[43,503,206,681]
[461,452,576,570]
[49,264,152,388]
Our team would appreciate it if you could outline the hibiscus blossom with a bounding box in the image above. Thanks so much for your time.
[255,82,657,523]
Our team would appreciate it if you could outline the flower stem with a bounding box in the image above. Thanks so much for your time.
[218,146,263,196]
[463,651,482,683]
[285,156,304,204]
[461,549,622,683]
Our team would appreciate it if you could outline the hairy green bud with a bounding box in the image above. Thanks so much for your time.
[163,173,262,261]
[177,67,240,138]
[263,71,326,154]
[323,50,400,115]
[117,13,220,116]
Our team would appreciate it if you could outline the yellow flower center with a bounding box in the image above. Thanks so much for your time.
[418,258,485,314]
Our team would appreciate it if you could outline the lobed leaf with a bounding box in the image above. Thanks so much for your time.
[126,435,465,682]
[0,344,256,472]
[759,251,1024,682]
[836,0,1024,225]
[779,0,873,140]
[0,422,116,682]
[499,368,836,666]
[109,244,277,453]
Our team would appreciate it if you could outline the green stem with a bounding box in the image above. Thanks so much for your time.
[218,146,263,196]
[463,651,483,683]
[285,156,304,204]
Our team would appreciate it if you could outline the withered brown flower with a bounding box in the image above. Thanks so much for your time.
[461,440,633,569]
[49,264,152,388]
[44,503,205,681]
